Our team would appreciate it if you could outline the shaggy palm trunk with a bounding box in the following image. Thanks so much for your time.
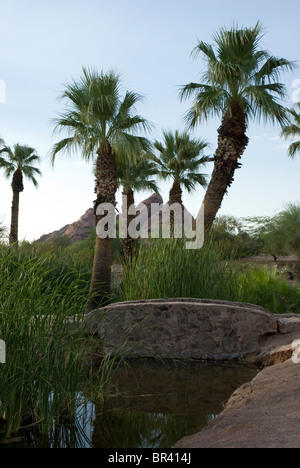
[120,187,136,262]
[169,179,183,206]
[203,102,249,237]
[9,169,24,245]
[86,141,117,312]
[169,180,183,236]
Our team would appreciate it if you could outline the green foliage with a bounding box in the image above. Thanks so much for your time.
[237,265,300,314]
[180,22,295,128]
[246,203,300,258]
[51,67,152,164]
[0,244,119,439]
[64,228,122,267]
[120,237,300,314]
[0,221,7,239]
[208,215,261,258]
[281,102,300,158]
[11,227,122,296]
[152,130,209,192]
[116,151,159,195]
[0,142,41,187]
[121,238,239,301]
[17,238,92,289]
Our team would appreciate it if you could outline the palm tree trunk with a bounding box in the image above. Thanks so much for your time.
[169,180,183,206]
[86,141,117,312]
[169,180,183,236]
[203,102,249,237]
[120,187,136,261]
[9,169,24,246]
[9,190,20,245]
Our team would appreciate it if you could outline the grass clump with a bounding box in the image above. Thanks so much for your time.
[237,266,300,314]
[0,245,115,440]
[120,238,300,314]
[121,238,239,302]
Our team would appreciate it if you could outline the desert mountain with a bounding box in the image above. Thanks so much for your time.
[38,208,95,244]
[38,192,195,243]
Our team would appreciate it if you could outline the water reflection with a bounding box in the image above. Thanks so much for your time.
[91,360,258,448]
[0,360,258,448]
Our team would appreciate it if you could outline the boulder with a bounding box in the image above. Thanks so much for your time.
[173,359,300,448]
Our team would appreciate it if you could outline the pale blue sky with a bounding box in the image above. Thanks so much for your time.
[0,0,299,241]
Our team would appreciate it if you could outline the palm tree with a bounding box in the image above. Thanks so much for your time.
[117,152,159,260]
[281,102,300,158]
[152,130,209,206]
[51,68,152,311]
[180,22,295,236]
[0,143,41,245]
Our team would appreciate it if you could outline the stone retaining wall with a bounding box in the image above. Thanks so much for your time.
[85,299,300,361]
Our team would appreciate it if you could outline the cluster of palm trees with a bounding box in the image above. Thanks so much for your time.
[50,67,212,310]
[1,21,300,312]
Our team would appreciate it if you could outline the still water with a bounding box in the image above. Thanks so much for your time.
[1,360,258,448]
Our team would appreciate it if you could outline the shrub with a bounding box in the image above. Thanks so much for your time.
[0,245,116,439]
[120,238,300,314]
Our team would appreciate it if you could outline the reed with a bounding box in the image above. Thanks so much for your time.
[120,238,300,314]
[0,245,116,439]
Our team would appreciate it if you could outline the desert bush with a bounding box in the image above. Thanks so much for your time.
[120,238,300,314]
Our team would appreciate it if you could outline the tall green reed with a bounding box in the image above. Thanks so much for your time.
[120,238,300,314]
[237,265,300,314]
[121,238,239,301]
[0,245,116,439]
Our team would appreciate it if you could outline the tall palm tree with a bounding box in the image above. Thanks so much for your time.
[152,130,209,206]
[0,143,41,245]
[180,22,295,236]
[117,152,159,260]
[281,102,300,158]
[51,68,152,311]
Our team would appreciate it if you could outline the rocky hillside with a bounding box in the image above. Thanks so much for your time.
[38,208,95,244]
[38,192,195,244]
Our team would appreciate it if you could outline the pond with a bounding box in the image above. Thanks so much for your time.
[0,360,258,448]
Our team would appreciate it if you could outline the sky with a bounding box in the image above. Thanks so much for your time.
[0,0,299,241]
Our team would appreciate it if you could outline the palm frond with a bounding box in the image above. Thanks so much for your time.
[178,82,206,101]
[0,143,42,184]
[183,86,229,126]
[153,130,209,190]
[117,150,159,194]
[181,22,293,128]
[244,84,288,125]
[52,67,151,164]
[0,145,14,159]
[281,104,300,158]
[281,123,300,139]
[287,141,300,158]
[0,158,15,178]
[254,57,297,84]
[191,41,217,62]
